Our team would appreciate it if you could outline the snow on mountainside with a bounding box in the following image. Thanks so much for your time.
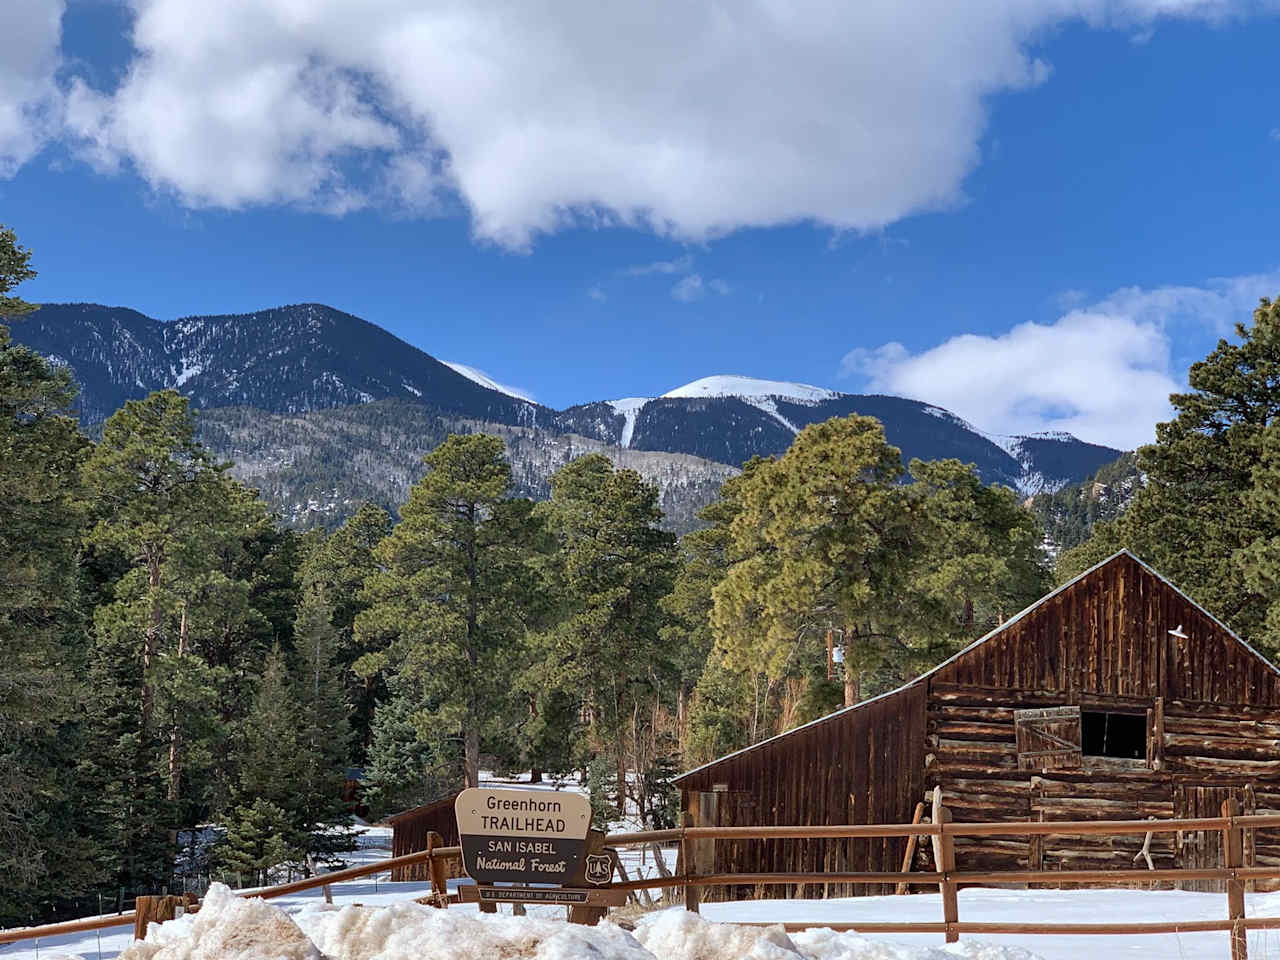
[15,303,546,427]
[577,375,1122,496]
[662,375,838,403]
[442,361,537,403]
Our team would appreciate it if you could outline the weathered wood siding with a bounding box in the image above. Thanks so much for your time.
[679,682,927,897]
[930,552,1280,704]
[679,551,1280,895]
[387,794,462,881]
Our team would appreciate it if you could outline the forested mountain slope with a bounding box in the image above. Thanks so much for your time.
[197,400,738,532]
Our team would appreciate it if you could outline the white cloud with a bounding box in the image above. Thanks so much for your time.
[0,0,64,175]
[671,273,731,302]
[587,285,606,302]
[672,274,705,302]
[34,0,1269,246]
[840,271,1280,450]
[624,255,694,276]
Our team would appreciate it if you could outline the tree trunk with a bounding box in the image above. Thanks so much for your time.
[463,727,480,789]
[141,551,164,732]
[530,768,542,783]
[168,604,188,804]
[843,630,858,707]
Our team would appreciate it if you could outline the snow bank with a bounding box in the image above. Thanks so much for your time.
[119,884,320,960]
[634,910,1041,960]
[48,884,1042,960]
[296,900,650,960]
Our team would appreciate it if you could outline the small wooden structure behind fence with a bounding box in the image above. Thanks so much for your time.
[384,792,462,882]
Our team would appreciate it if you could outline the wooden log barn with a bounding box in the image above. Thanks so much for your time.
[674,549,1280,897]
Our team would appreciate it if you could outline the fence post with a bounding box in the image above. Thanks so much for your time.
[426,831,450,909]
[1223,798,1247,960]
[937,806,959,944]
[682,811,700,914]
[895,801,926,895]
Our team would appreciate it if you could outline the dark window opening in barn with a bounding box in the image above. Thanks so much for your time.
[1081,711,1146,759]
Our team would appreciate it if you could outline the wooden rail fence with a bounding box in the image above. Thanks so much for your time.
[5,802,1280,958]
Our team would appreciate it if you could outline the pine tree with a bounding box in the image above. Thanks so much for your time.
[299,502,391,761]
[361,683,455,819]
[533,454,678,811]
[356,434,541,788]
[81,391,263,886]
[235,647,306,815]
[293,587,356,860]
[1061,299,1280,650]
[0,225,103,923]
[0,224,37,320]
[216,799,298,888]
[712,416,1048,714]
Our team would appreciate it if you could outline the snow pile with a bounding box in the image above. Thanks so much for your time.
[634,911,1042,960]
[297,900,650,960]
[119,884,320,960]
[49,885,1045,960]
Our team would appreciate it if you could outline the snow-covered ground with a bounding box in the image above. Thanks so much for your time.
[14,873,1280,960]
[13,882,1040,960]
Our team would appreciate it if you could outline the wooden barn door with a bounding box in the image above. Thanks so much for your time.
[1176,785,1253,892]
[1014,706,1082,772]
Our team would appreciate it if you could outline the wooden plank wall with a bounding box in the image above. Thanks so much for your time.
[929,552,1280,705]
[680,683,928,899]
[389,800,462,881]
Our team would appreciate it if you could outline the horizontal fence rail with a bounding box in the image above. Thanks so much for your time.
[6,806,1280,957]
[0,845,462,946]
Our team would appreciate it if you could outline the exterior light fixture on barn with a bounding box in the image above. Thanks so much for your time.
[674,549,1280,898]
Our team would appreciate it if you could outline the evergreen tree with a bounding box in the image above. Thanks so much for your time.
[713,416,1047,717]
[1061,299,1280,651]
[81,391,256,886]
[236,647,307,813]
[361,682,456,819]
[0,224,37,320]
[299,502,392,761]
[533,454,678,813]
[356,434,541,788]
[216,799,298,888]
[293,587,356,860]
[0,225,101,922]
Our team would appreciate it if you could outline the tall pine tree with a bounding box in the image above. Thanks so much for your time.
[356,434,540,788]
[1061,298,1280,651]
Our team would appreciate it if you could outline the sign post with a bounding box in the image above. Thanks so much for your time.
[454,787,625,918]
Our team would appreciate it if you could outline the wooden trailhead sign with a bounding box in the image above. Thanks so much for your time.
[455,787,593,885]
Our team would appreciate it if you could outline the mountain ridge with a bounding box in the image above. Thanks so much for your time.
[10,302,1127,524]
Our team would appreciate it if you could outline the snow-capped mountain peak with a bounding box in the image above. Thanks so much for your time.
[662,375,838,404]
[442,362,537,404]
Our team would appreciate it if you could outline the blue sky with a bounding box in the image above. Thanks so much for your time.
[3,1,1280,448]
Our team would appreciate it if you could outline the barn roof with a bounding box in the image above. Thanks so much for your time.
[379,789,462,827]
[674,548,1279,784]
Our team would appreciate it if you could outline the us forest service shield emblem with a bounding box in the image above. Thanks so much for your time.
[585,853,613,886]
